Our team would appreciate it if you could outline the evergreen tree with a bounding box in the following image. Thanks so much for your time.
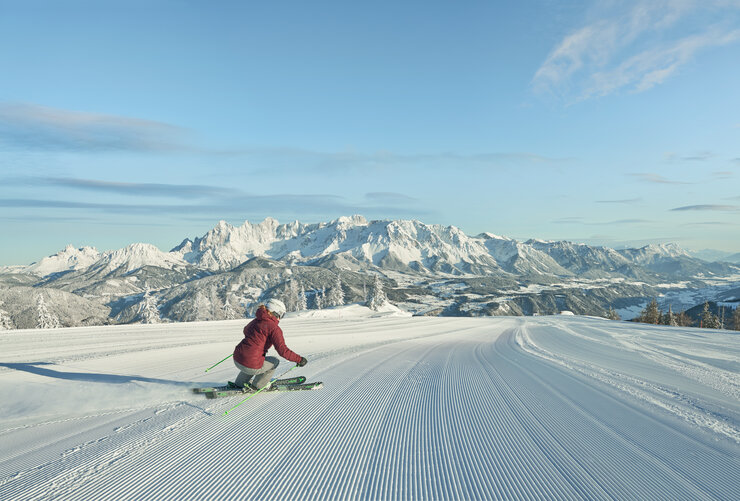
[222,295,239,319]
[368,274,388,311]
[36,293,60,329]
[193,290,211,320]
[718,306,726,330]
[665,305,678,327]
[701,302,720,329]
[733,307,740,331]
[0,301,13,330]
[141,287,160,324]
[327,273,345,307]
[210,287,225,320]
[676,310,693,327]
[314,288,325,310]
[297,282,308,311]
[639,298,661,324]
[606,307,620,321]
[283,279,300,312]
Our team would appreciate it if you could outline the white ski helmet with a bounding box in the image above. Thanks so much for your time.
[265,298,287,318]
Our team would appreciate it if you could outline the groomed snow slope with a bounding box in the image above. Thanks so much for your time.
[1,313,738,500]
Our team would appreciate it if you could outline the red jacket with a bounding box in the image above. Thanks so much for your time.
[234,307,302,369]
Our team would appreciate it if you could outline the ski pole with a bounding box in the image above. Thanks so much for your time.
[205,353,233,373]
[223,364,298,416]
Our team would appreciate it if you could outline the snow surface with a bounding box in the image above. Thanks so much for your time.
[1,312,738,500]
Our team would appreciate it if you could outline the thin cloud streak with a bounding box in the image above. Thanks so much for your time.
[365,192,418,204]
[0,176,431,222]
[671,204,740,211]
[0,102,188,153]
[553,217,652,226]
[629,173,692,184]
[712,171,734,179]
[684,221,738,226]
[683,152,714,161]
[596,197,643,204]
[0,195,430,220]
[229,147,571,174]
[665,151,716,162]
[5,177,241,199]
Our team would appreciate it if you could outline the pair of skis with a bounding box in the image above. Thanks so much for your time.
[192,375,323,400]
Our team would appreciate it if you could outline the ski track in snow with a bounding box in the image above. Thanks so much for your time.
[1,315,739,500]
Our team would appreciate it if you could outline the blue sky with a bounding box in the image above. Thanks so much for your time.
[1,0,739,265]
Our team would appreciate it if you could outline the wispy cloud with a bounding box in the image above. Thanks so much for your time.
[0,214,98,223]
[0,198,214,214]
[608,219,652,225]
[0,192,429,220]
[5,176,240,199]
[365,192,418,204]
[712,171,734,179]
[682,151,714,161]
[0,103,187,153]
[629,173,692,184]
[596,197,642,204]
[0,175,432,223]
[552,216,585,224]
[532,1,740,102]
[684,221,738,226]
[671,204,740,211]
[229,147,570,174]
[664,151,715,162]
[553,217,652,226]
[0,194,343,215]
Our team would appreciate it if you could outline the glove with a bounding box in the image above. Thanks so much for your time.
[297,357,307,367]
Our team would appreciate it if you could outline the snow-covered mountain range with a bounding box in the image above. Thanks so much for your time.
[1,215,738,329]
[22,215,713,278]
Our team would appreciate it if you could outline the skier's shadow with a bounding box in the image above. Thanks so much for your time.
[0,362,193,387]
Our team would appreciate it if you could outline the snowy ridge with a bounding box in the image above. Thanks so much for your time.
[166,216,712,277]
[8,216,719,280]
[173,218,288,271]
[20,243,188,279]
[529,240,630,273]
[26,245,101,276]
[482,234,569,275]
[90,243,189,275]
[1,315,738,499]
[618,243,692,264]
[725,252,740,264]
[173,216,503,274]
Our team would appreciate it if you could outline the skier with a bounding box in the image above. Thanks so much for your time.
[233,298,307,391]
